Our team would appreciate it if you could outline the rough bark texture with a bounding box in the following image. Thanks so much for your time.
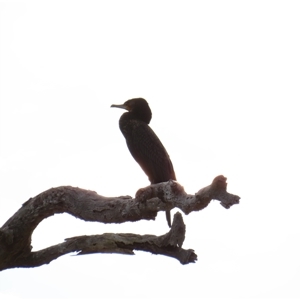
[0,175,240,271]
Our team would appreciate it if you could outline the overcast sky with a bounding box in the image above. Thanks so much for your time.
[0,1,300,299]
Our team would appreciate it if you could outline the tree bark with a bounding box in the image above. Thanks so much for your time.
[0,175,239,270]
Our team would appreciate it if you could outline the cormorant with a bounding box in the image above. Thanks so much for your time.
[111,98,176,227]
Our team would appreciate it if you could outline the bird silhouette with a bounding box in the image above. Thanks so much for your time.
[111,98,176,227]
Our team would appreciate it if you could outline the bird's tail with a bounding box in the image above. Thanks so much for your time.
[166,210,171,228]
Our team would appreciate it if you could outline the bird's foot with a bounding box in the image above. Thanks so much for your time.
[135,186,153,203]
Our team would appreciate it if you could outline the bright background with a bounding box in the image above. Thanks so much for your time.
[0,1,299,299]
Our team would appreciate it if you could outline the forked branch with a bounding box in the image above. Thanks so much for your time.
[0,175,239,271]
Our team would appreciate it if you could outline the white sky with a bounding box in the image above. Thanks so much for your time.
[0,1,299,299]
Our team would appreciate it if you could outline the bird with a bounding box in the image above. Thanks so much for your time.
[111,98,176,227]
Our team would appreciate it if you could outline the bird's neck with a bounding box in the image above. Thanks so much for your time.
[118,111,151,136]
[126,110,152,124]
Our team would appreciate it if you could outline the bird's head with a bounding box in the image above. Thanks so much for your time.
[111,98,152,124]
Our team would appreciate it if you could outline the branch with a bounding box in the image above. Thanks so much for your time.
[0,175,239,270]
[4,213,195,270]
[136,175,239,214]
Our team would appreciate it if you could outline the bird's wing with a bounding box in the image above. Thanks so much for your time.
[125,120,176,183]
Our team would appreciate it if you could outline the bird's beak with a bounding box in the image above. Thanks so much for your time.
[111,104,129,110]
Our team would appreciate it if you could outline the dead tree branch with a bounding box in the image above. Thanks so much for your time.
[0,175,239,271]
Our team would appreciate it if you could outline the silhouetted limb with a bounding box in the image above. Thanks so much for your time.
[0,175,239,271]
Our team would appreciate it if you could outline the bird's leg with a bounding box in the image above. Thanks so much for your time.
[135,185,154,203]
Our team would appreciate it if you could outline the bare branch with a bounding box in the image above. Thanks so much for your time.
[136,175,239,214]
[0,175,240,270]
[4,213,195,270]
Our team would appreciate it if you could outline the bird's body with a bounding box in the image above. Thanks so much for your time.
[111,98,176,227]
